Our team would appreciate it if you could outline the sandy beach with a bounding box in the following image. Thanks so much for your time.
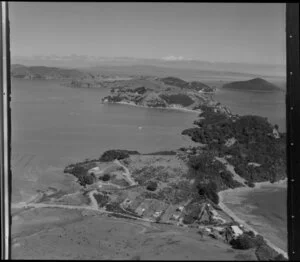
[102,100,202,114]
[218,178,288,259]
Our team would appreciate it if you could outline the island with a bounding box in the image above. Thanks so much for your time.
[222,78,281,91]
[101,76,217,112]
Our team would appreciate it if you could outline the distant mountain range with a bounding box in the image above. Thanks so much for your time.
[11,64,285,94]
[11,55,286,78]
[11,64,89,80]
[222,78,281,91]
[10,63,264,82]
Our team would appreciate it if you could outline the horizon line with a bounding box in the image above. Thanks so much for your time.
[11,54,286,67]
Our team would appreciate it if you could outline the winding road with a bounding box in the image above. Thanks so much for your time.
[114,159,138,186]
[11,190,155,224]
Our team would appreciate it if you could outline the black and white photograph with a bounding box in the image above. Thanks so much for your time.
[7,2,288,260]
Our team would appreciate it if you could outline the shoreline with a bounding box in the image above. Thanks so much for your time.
[102,100,201,114]
[218,178,288,259]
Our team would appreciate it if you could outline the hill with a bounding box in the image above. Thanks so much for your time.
[222,78,281,91]
[160,77,214,92]
[11,64,89,80]
[181,105,286,186]
[101,76,219,111]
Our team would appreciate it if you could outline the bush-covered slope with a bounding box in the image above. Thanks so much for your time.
[223,78,280,91]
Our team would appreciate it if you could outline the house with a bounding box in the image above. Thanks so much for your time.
[176,206,184,212]
[204,227,212,233]
[153,211,162,218]
[136,207,146,216]
[248,162,261,167]
[231,225,243,238]
[171,214,180,221]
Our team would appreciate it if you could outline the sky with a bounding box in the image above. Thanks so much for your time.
[9,2,286,65]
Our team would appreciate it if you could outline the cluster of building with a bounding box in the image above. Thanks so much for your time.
[118,193,247,244]
[118,195,231,228]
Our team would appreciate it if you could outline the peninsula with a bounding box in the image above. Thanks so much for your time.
[59,100,286,260]
[101,76,217,112]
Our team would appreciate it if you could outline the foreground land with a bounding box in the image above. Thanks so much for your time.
[12,142,286,260]
[12,207,258,260]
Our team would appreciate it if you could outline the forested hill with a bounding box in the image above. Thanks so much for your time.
[11,64,89,80]
[223,78,281,91]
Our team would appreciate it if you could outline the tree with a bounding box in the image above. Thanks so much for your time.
[230,234,265,250]
[146,181,158,191]
[102,174,110,181]
[197,181,219,204]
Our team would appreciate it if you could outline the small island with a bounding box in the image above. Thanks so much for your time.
[223,78,281,91]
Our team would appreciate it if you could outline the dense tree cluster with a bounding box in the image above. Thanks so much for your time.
[187,150,242,199]
[63,159,99,187]
[64,164,96,187]
[99,149,140,162]
[146,181,158,191]
[160,77,214,93]
[256,245,288,261]
[230,233,265,250]
[223,78,280,91]
[103,95,123,103]
[101,174,110,181]
[182,105,286,184]
[230,231,287,260]
[160,77,189,89]
[144,150,177,156]
[220,170,243,189]
[197,181,219,204]
[126,86,147,94]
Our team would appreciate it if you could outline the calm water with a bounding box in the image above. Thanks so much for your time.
[11,79,287,251]
[214,88,286,132]
[11,79,198,202]
[244,186,287,251]
[222,186,287,252]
